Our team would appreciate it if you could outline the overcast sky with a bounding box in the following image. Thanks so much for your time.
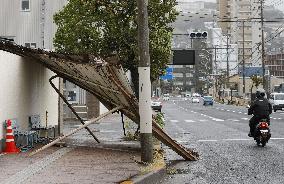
[178,0,284,13]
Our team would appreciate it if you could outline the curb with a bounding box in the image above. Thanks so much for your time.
[127,166,167,184]
[63,139,141,152]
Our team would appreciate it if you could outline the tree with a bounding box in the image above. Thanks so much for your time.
[250,75,263,90]
[53,0,178,96]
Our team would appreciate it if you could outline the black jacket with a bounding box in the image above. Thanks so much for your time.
[248,97,272,117]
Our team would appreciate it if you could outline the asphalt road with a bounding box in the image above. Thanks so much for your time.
[160,98,284,184]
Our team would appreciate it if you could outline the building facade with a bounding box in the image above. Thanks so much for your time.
[266,53,284,78]
[0,0,67,150]
[217,0,262,67]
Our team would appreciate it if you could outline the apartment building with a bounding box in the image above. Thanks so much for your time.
[217,0,262,67]
[266,53,284,78]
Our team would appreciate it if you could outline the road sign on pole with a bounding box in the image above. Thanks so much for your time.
[160,67,173,80]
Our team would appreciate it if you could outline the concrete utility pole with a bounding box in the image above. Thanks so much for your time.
[226,33,229,83]
[260,0,266,89]
[137,0,153,163]
[242,20,246,95]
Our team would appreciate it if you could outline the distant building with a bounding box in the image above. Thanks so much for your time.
[217,0,262,67]
[211,27,238,76]
[175,0,205,13]
[266,53,284,78]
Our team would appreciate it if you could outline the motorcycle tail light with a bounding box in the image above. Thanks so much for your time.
[260,122,268,128]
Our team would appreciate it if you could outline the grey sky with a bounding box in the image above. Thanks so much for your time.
[178,0,284,13]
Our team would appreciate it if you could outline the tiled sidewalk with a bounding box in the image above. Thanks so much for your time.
[0,114,141,184]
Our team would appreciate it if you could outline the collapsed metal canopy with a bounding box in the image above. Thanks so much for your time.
[0,41,199,161]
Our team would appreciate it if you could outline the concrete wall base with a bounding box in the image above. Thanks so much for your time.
[0,139,4,152]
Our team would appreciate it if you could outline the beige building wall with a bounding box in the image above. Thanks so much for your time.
[218,0,263,66]
[0,51,59,143]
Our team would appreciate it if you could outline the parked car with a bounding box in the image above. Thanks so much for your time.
[203,96,214,105]
[162,93,170,101]
[269,93,284,112]
[191,97,200,103]
[151,98,162,112]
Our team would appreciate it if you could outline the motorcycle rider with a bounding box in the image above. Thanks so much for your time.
[248,88,272,137]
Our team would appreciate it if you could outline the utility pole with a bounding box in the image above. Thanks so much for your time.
[137,0,153,163]
[226,33,229,83]
[260,0,266,89]
[242,20,246,96]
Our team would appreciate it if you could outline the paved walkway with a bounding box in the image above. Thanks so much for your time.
[0,114,141,184]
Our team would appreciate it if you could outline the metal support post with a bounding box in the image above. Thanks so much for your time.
[137,0,153,163]
[49,75,100,143]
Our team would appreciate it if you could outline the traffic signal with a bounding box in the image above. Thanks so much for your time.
[189,32,207,38]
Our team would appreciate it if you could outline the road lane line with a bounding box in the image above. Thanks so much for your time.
[170,120,179,123]
[185,120,195,123]
[239,112,243,114]
[232,111,236,113]
[196,138,284,143]
[241,118,249,120]
[227,119,240,122]
[224,138,250,141]
[199,120,208,122]
[198,140,218,142]
[212,118,224,122]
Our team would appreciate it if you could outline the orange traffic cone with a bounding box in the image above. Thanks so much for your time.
[3,119,20,154]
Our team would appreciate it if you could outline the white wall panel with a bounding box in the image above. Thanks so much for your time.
[0,51,58,139]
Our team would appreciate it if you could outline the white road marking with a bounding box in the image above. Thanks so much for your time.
[224,138,250,141]
[198,139,218,142]
[185,120,195,123]
[226,110,230,112]
[196,138,284,143]
[278,118,282,120]
[239,112,243,114]
[212,118,224,122]
[232,111,236,113]
[227,119,240,122]
[271,138,284,140]
[170,120,179,123]
[241,118,249,120]
[199,119,208,122]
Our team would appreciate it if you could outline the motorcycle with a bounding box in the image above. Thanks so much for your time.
[253,119,271,147]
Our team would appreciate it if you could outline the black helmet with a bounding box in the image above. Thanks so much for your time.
[256,88,265,98]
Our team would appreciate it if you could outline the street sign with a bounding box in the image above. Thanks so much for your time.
[171,50,195,65]
[160,67,173,80]
[238,67,263,77]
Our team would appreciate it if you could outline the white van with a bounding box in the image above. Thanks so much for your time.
[269,93,284,112]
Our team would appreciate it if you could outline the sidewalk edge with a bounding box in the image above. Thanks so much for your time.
[128,166,167,184]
